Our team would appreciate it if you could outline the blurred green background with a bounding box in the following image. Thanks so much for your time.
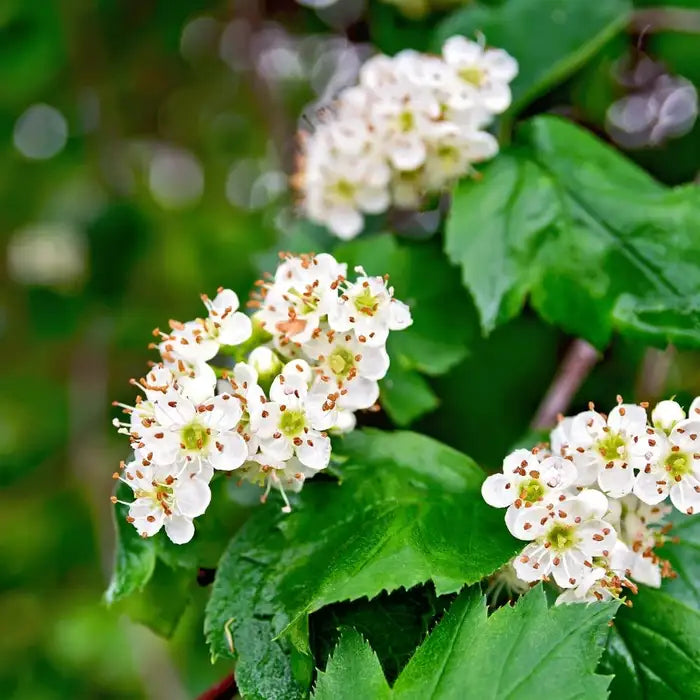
[1,1,698,698]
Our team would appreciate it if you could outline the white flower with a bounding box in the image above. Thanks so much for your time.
[512,489,617,588]
[555,541,635,604]
[328,268,412,347]
[652,399,686,434]
[132,379,248,476]
[116,460,211,544]
[239,454,320,512]
[633,421,700,514]
[441,35,519,118]
[252,360,334,470]
[481,448,578,536]
[256,253,347,344]
[161,288,252,364]
[554,403,648,497]
[303,328,389,411]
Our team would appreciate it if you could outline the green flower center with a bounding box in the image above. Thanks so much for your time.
[666,452,691,479]
[459,67,485,86]
[287,288,318,315]
[181,422,209,451]
[328,347,355,379]
[597,432,626,461]
[437,144,459,164]
[279,409,306,437]
[333,179,356,202]
[521,479,545,504]
[399,110,415,132]
[546,524,578,552]
[354,289,378,315]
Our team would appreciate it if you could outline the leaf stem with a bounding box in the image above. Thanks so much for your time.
[531,339,600,430]
[196,673,237,700]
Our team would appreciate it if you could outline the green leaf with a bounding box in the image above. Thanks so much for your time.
[394,586,618,699]
[613,294,700,349]
[314,587,618,700]
[105,483,156,604]
[432,0,631,117]
[334,234,477,425]
[446,116,700,348]
[309,585,445,685]
[312,630,391,700]
[603,586,700,700]
[205,430,519,696]
[379,362,439,427]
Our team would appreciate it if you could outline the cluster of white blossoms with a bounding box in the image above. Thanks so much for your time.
[295,36,518,239]
[483,396,700,605]
[111,253,411,544]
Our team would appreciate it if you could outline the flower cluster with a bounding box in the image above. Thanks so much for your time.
[295,36,518,239]
[483,396,700,604]
[112,253,412,543]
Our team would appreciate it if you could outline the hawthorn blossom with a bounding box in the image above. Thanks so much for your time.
[512,489,617,589]
[131,379,248,477]
[651,399,686,434]
[253,360,335,470]
[481,448,577,535]
[633,421,700,515]
[441,35,519,121]
[239,454,320,513]
[553,402,648,497]
[295,37,517,238]
[303,328,389,411]
[328,268,412,347]
[254,253,347,345]
[161,288,252,364]
[114,460,211,544]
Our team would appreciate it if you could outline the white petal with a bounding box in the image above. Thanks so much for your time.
[670,476,700,515]
[164,516,195,544]
[513,543,551,582]
[295,432,331,470]
[207,431,248,471]
[154,390,196,428]
[575,489,610,519]
[340,377,379,411]
[577,519,616,557]
[327,206,363,240]
[218,312,253,346]
[481,474,514,508]
[175,477,211,518]
[388,300,412,330]
[607,404,648,435]
[633,471,669,505]
[597,462,635,498]
[357,345,390,381]
[510,505,550,540]
[260,435,294,462]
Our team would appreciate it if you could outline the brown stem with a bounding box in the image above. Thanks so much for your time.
[196,673,237,700]
[531,339,601,431]
[635,346,676,403]
[629,8,700,36]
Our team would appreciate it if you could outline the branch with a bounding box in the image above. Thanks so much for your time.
[196,673,237,700]
[531,339,601,431]
[629,8,700,36]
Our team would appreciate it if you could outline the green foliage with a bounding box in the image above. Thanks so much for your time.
[613,295,700,350]
[314,586,619,699]
[603,586,700,699]
[205,430,518,696]
[335,234,478,425]
[658,512,700,610]
[446,115,700,348]
[432,0,631,117]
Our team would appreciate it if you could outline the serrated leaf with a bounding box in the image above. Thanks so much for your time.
[603,586,700,700]
[312,629,391,700]
[446,116,700,348]
[205,430,519,697]
[432,0,631,117]
[394,586,618,699]
[105,483,156,604]
[613,294,700,349]
[313,587,618,700]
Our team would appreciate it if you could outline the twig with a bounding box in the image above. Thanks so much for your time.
[196,673,237,700]
[629,8,700,36]
[531,339,601,430]
[635,346,676,403]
